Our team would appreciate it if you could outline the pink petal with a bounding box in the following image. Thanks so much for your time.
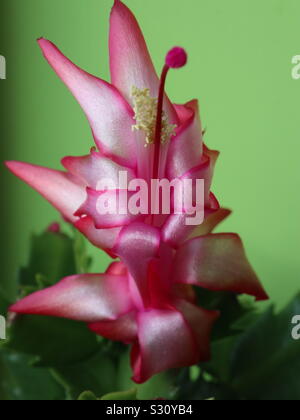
[174,103,194,125]
[167,100,203,179]
[162,213,195,249]
[114,223,161,306]
[76,188,142,229]
[6,161,86,223]
[173,234,269,301]
[105,261,128,276]
[203,144,220,171]
[62,150,136,190]
[177,155,213,210]
[172,284,197,304]
[88,312,137,344]
[146,244,175,308]
[188,208,232,239]
[38,38,137,168]
[175,300,219,360]
[10,274,134,323]
[131,308,199,384]
[74,216,121,252]
[109,0,178,124]
[162,201,220,249]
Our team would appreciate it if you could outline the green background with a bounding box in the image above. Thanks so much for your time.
[1,0,299,305]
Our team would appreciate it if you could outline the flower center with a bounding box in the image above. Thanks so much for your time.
[132,87,176,147]
[132,47,188,181]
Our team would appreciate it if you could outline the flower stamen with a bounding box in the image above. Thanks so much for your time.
[132,87,176,147]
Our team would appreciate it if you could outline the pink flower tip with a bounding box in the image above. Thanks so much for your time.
[166,47,188,69]
[47,222,61,233]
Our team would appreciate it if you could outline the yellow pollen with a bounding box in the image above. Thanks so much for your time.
[131,86,177,146]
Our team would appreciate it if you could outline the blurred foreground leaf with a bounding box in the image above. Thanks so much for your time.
[6,315,100,366]
[230,293,300,400]
[0,351,64,401]
[52,351,118,400]
[19,231,77,289]
[78,391,98,401]
[0,290,10,314]
[101,388,138,400]
[198,289,257,341]
[177,294,300,400]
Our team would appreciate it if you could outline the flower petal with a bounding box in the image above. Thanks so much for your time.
[88,312,137,344]
[114,223,161,306]
[10,274,134,323]
[173,234,269,301]
[6,161,86,223]
[162,197,220,249]
[162,213,195,249]
[175,300,219,360]
[38,38,137,167]
[131,308,199,384]
[76,188,142,229]
[174,103,194,125]
[74,216,121,252]
[167,101,203,179]
[203,144,220,171]
[105,261,128,276]
[187,208,232,239]
[176,155,213,210]
[62,151,136,190]
[109,0,178,124]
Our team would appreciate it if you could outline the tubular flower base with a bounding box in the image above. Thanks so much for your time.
[6,0,268,383]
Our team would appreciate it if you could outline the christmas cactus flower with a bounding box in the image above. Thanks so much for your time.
[6,0,268,383]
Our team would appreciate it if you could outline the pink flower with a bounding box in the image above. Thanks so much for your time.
[6,0,268,383]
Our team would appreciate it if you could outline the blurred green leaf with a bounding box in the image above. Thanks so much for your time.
[19,231,77,288]
[197,290,256,341]
[78,391,98,401]
[0,290,10,314]
[101,388,138,400]
[177,293,300,400]
[116,350,176,400]
[0,350,64,401]
[6,315,100,366]
[52,352,118,400]
[73,230,93,274]
[175,367,237,401]
[230,293,300,400]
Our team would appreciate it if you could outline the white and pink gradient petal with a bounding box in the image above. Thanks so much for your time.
[114,222,161,307]
[76,188,144,229]
[131,308,199,384]
[162,193,221,249]
[173,233,269,301]
[10,273,134,323]
[175,300,219,360]
[74,216,121,252]
[167,100,203,179]
[109,0,178,125]
[187,208,232,239]
[38,38,137,168]
[88,312,138,344]
[6,161,86,223]
[62,150,136,190]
